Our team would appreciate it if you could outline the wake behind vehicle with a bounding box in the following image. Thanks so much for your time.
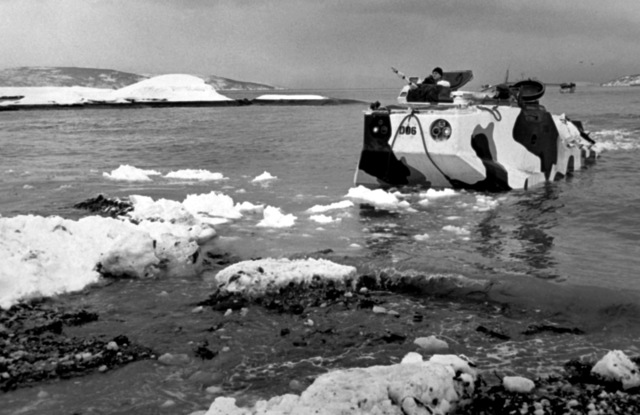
[354,70,597,191]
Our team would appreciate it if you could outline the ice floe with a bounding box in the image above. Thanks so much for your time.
[103,165,162,181]
[251,171,278,182]
[345,186,412,211]
[164,169,227,181]
[203,352,477,415]
[256,206,296,228]
[215,258,357,296]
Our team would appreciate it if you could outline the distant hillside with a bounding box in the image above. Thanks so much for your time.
[601,74,640,87]
[201,75,279,90]
[0,67,279,90]
[0,67,146,88]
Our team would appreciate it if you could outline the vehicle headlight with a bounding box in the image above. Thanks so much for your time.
[371,117,389,137]
[430,119,452,141]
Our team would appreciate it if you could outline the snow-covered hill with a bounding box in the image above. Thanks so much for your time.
[601,74,640,87]
[0,67,278,90]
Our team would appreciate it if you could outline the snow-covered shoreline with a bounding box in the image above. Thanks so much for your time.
[0,162,489,310]
[0,73,343,109]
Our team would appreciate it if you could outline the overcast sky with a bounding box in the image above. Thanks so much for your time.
[1,0,639,89]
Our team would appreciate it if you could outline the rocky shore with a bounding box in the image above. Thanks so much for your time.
[0,300,155,392]
[2,259,640,414]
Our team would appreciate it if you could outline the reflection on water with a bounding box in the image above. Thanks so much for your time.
[350,184,566,281]
[474,184,562,280]
[512,184,561,278]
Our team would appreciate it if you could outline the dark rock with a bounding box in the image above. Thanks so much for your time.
[476,325,510,341]
[380,332,406,344]
[73,194,133,217]
[112,335,130,347]
[522,324,584,335]
[194,341,218,360]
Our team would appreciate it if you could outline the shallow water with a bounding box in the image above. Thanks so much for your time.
[2,85,640,414]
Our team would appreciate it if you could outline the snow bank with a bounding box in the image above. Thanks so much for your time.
[112,74,232,102]
[0,214,215,309]
[0,86,113,105]
[0,74,232,106]
[255,94,327,100]
[0,187,315,308]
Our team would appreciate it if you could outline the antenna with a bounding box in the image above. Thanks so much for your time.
[391,67,416,86]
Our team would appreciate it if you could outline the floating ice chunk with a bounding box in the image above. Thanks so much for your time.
[126,192,237,230]
[309,214,339,224]
[215,258,356,296]
[103,165,161,182]
[473,195,499,212]
[442,225,470,235]
[235,201,264,214]
[419,188,458,199]
[164,169,227,181]
[414,233,430,241]
[257,206,296,228]
[183,192,243,220]
[345,186,411,211]
[251,171,277,182]
[127,195,196,224]
[306,200,354,213]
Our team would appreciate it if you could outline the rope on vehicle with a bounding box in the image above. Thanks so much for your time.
[477,105,502,121]
[389,112,450,184]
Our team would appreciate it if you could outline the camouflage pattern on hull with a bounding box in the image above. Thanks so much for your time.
[354,96,597,191]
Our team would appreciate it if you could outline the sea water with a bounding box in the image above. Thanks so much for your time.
[1,85,640,413]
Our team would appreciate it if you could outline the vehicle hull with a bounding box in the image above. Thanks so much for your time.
[354,101,596,191]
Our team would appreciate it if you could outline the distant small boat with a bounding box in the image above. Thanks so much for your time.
[560,83,576,93]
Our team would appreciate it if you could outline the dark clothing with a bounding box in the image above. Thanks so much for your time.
[406,73,451,103]
[407,84,439,102]
[407,76,440,102]
[421,75,437,85]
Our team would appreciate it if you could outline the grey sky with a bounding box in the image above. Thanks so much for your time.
[1,0,638,88]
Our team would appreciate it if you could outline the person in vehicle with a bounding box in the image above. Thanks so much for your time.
[407,67,451,102]
[419,67,450,87]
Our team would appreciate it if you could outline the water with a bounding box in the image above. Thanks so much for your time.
[2,85,640,414]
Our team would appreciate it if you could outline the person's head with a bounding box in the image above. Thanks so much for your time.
[432,67,443,80]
